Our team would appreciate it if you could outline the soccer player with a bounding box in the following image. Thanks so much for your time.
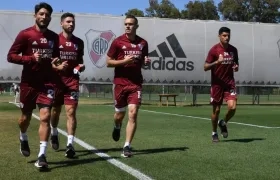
[50,12,85,158]
[14,83,20,103]
[204,27,239,142]
[106,15,150,157]
[7,2,67,169]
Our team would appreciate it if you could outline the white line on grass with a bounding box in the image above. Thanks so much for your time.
[141,109,280,129]
[9,102,153,180]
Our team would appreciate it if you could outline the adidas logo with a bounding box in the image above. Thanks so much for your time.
[32,41,38,45]
[59,45,64,48]
[143,34,194,71]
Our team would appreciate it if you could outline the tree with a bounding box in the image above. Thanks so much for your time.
[204,0,220,20]
[181,0,219,20]
[145,0,181,19]
[218,0,280,23]
[125,8,144,17]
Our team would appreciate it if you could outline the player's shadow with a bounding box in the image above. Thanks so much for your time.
[132,147,189,155]
[27,146,187,171]
[77,146,189,156]
[27,150,119,171]
[61,146,188,157]
[222,138,265,143]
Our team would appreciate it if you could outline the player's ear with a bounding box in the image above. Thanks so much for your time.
[136,24,139,29]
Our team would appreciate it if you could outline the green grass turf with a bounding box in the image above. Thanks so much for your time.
[0,94,280,179]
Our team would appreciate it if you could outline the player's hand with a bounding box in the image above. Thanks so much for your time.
[52,58,68,71]
[51,58,62,66]
[144,56,151,65]
[78,64,86,72]
[73,64,85,75]
[33,50,41,62]
[124,55,135,64]
[233,63,239,72]
[216,54,224,64]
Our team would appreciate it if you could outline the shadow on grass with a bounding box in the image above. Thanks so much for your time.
[74,146,189,156]
[28,156,117,171]
[222,138,265,143]
[28,146,188,171]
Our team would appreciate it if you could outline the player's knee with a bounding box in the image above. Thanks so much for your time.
[128,105,139,121]
[227,101,236,111]
[39,108,51,123]
[52,106,62,116]
[19,112,32,125]
[228,104,236,111]
[114,111,125,121]
[213,106,220,115]
[65,106,76,119]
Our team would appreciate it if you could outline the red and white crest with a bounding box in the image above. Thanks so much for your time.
[85,29,116,68]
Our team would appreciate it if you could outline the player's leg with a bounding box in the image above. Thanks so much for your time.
[121,86,141,157]
[18,110,32,157]
[18,86,37,157]
[112,84,127,142]
[63,90,79,158]
[218,89,237,138]
[50,89,64,151]
[50,105,62,150]
[210,85,223,142]
[34,88,55,169]
[211,104,221,142]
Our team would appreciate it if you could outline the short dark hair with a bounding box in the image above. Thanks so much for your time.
[61,12,75,21]
[35,2,53,14]
[219,27,230,35]
[125,14,138,25]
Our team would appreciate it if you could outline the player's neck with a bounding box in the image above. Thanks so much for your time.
[125,33,136,41]
[220,42,228,49]
[34,25,47,33]
[62,31,73,40]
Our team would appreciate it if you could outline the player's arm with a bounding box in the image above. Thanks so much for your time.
[75,40,86,72]
[142,42,150,67]
[51,34,68,71]
[106,40,134,67]
[7,31,37,65]
[233,48,239,72]
[204,49,223,71]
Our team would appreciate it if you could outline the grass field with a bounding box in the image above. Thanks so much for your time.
[1,93,280,180]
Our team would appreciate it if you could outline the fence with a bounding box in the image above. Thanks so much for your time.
[78,83,280,105]
[1,82,280,105]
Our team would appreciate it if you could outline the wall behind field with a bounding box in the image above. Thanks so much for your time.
[1,11,280,85]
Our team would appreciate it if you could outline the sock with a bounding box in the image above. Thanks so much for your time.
[114,123,121,129]
[220,119,226,126]
[67,135,74,146]
[124,142,130,148]
[51,127,58,136]
[20,132,28,141]
[212,132,217,135]
[38,141,47,157]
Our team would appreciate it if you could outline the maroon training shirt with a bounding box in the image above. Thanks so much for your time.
[58,33,84,89]
[107,34,148,86]
[206,43,239,87]
[7,26,59,87]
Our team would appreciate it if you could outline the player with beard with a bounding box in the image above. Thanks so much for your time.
[50,13,85,158]
[7,2,67,169]
[204,27,239,142]
[106,15,150,157]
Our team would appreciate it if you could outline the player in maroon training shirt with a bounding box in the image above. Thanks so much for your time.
[204,27,239,142]
[107,15,150,157]
[7,2,67,169]
[50,13,85,158]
